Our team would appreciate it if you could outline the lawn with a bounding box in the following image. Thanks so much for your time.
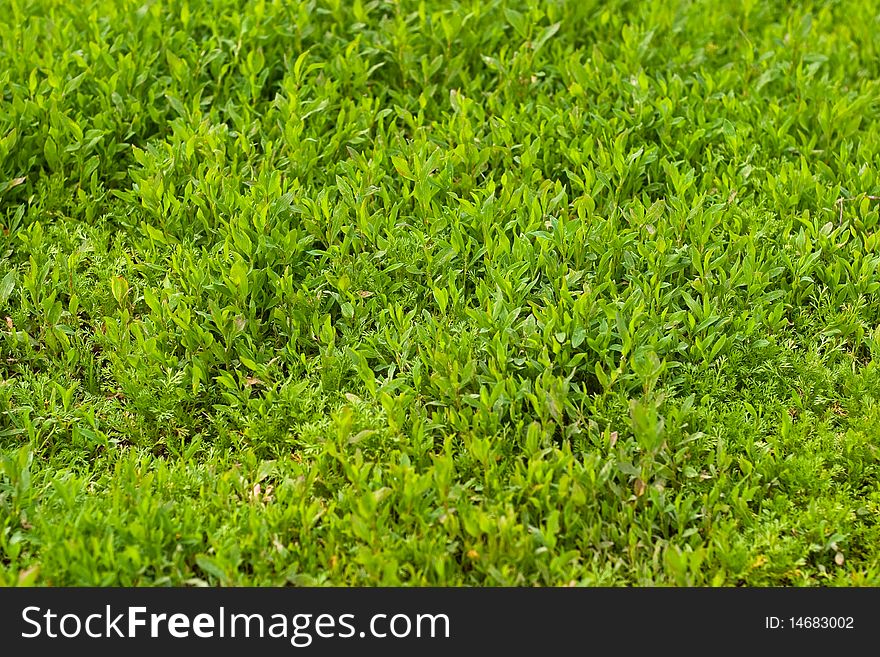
[1,0,879,586]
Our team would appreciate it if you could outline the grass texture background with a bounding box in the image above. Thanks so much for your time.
[1,0,880,585]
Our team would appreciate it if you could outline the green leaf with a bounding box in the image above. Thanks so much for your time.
[533,22,561,51]
[110,276,129,307]
[229,259,250,298]
[391,155,414,181]
[44,137,60,170]
[504,8,528,39]
[195,555,229,585]
[0,270,15,305]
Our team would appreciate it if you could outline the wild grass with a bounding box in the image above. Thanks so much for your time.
[1,0,880,585]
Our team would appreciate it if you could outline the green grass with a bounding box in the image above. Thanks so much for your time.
[1,0,880,586]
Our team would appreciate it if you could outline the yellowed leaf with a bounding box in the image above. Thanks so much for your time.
[634,478,646,497]
[18,564,39,586]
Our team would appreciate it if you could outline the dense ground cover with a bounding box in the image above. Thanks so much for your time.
[1,0,879,586]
